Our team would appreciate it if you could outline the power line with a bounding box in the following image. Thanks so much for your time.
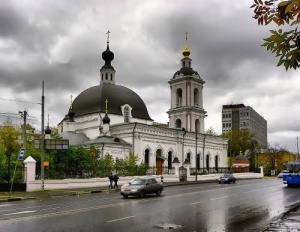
[0,97,41,105]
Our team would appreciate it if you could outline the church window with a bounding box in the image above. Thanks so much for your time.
[145,149,150,166]
[176,88,182,107]
[195,119,200,132]
[206,154,210,171]
[102,74,103,80]
[187,153,191,162]
[194,88,199,106]
[168,151,172,169]
[105,73,108,80]
[175,119,181,128]
[124,106,130,123]
[189,61,191,67]
[110,74,113,80]
[215,155,219,171]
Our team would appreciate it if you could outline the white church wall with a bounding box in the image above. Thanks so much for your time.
[110,123,228,169]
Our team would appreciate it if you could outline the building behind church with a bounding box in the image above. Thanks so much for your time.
[58,34,228,173]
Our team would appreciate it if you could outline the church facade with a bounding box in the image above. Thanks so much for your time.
[58,34,228,173]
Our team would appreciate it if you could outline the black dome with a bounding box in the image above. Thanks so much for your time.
[102,45,114,65]
[45,125,51,135]
[102,113,110,124]
[173,67,200,78]
[71,84,153,120]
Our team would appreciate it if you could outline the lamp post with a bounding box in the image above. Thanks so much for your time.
[195,126,198,181]
[182,128,186,166]
[203,134,206,172]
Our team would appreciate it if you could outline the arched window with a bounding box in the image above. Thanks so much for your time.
[206,154,210,171]
[194,88,199,106]
[124,106,130,123]
[175,119,181,128]
[102,74,103,80]
[215,155,219,171]
[176,88,182,107]
[195,119,200,133]
[144,149,149,166]
[110,74,113,80]
[105,73,108,80]
[186,153,191,162]
[168,151,172,169]
[196,153,200,170]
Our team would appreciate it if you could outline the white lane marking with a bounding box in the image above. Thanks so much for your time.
[191,201,203,205]
[107,215,134,223]
[0,204,17,207]
[4,210,36,216]
[210,194,235,200]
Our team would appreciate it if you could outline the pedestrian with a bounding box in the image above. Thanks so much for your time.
[108,173,114,189]
[113,174,119,189]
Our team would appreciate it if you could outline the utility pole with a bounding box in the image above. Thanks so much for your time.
[297,136,299,161]
[195,126,197,181]
[41,81,45,190]
[18,110,28,148]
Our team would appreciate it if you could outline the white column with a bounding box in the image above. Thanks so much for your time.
[24,156,36,182]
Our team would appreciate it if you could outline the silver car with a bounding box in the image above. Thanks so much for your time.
[120,176,164,198]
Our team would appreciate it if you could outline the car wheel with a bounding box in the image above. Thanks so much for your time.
[123,195,128,199]
[156,190,162,196]
[140,191,145,198]
[233,181,235,184]
[218,181,221,184]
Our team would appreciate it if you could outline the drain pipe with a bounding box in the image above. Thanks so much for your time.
[132,122,137,155]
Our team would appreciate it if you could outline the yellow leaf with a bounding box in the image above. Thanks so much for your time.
[285,3,294,14]
[278,1,291,7]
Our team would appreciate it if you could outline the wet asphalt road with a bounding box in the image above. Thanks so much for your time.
[0,178,299,232]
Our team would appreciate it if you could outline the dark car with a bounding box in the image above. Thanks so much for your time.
[218,174,236,184]
[120,176,164,198]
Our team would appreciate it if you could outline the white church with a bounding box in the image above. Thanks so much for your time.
[58,33,228,174]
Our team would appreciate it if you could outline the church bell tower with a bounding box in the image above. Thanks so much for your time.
[167,33,207,133]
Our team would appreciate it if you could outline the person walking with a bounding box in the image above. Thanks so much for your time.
[108,173,114,189]
[113,174,119,189]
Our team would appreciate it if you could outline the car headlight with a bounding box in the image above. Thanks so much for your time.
[131,189,138,192]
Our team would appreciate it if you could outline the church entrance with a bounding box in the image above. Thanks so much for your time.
[156,149,164,175]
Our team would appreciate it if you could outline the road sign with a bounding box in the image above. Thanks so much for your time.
[18,148,25,161]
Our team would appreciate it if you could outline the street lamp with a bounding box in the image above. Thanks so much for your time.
[203,134,206,172]
[182,128,186,166]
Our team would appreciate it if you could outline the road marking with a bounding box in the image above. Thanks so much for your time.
[190,201,203,205]
[4,210,36,216]
[210,194,235,200]
[107,215,134,223]
[0,204,17,207]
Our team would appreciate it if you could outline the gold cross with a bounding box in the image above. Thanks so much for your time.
[105,99,108,114]
[70,95,73,109]
[185,31,188,46]
[106,31,110,44]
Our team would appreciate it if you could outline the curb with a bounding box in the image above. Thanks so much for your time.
[0,197,23,202]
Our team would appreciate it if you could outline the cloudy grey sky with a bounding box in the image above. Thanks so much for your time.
[1,0,300,152]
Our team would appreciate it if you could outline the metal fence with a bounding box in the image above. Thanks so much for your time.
[0,167,26,184]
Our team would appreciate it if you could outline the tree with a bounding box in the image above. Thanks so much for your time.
[221,129,256,157]
[258,143,291,174]
[0,120,21,183]
[251,0,300,70]
[205,127,218,136]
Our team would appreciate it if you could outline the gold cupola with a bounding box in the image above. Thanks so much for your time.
[182,31,190,58]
